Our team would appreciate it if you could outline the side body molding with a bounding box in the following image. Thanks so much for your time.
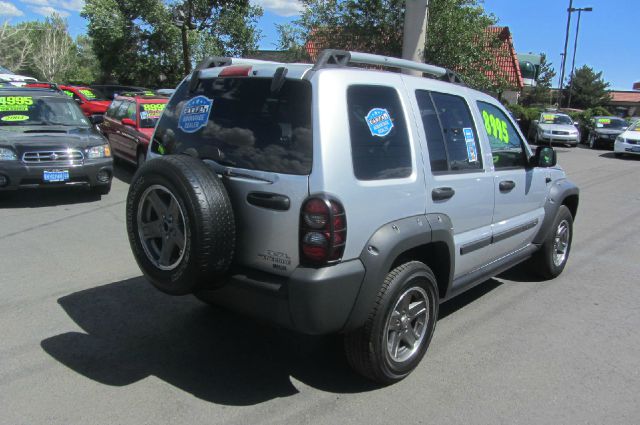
[533,178,580,245]
[342,214,454,332]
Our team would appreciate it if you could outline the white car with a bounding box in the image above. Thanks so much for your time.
[0,66,37,87]
[614,120,640,157]
[530,112,580,147]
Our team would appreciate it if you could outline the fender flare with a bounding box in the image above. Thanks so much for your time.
[533,178,579,244]
[342,214,454,332]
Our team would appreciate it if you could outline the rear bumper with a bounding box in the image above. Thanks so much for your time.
[200,260,366,335]
[0,158,113,191]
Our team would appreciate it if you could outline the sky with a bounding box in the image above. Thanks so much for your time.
[0,0,636,90]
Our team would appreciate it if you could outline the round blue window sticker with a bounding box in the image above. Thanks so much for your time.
[178,95,213,133]
[366,108,394,137]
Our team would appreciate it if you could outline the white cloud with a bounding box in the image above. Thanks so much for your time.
[22,0,84,12]
[29,5,70,17]
[22,0,52,6]
[0,1,24,16]
[253,0,302,17]
[56,0,84,12]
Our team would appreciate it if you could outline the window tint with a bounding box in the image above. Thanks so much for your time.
[106,100,121,118]
[114,101,129,120]
[151,77,312,175]
[126,102,136,121]
[477,101,526,169]
[416,91,482,172]
[347,85,412,180]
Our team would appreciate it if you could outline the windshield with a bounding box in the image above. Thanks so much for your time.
[541,114,573,125]
[0,94,90,127]
[0,66,12,74]
[595,117,627,129]
[629,121,640,131]
[139,102,167,128]
[76,87,107,101]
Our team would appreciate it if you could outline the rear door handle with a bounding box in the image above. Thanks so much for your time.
[432,187,455,201]
[499,180,516,192]
[247,192,290,211]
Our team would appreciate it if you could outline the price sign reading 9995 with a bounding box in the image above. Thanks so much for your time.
[482,110,509,144]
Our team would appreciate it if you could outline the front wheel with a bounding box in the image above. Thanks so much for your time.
[531,205,573,279]
[344,261,439,384]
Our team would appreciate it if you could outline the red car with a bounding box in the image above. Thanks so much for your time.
[99,95,168,167]
[26,83,111,116]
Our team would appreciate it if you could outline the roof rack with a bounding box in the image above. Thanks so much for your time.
[313,49,464,85]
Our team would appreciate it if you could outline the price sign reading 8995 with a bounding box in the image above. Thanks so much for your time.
[482,110,509,144]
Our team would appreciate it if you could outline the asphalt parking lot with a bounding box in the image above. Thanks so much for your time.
[1,147,639,425]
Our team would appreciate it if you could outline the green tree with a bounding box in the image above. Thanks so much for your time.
[564,65,611,109]
[28,15,76,82]
[520,54,556,106]
[0,21,33,73]
[277,0,507,93]
[66,35,101,84]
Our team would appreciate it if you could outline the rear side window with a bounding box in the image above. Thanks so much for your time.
[347,85,412,180]
[416,90,482,173]
[152,77,312,175]
[106,100,121,118]
[114,101,129,120]
[477,101,526,169]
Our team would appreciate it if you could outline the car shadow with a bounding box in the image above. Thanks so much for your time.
[113,160,135,185]
[41,273,517,404]
[600,152,640,160]
[41,276,378,405]
[0,188,101,208]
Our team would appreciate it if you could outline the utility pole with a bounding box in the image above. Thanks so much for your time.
[567,7,593,108]
[402,0,429,75]
[558,0,574,106]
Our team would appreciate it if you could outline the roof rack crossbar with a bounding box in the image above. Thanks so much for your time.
[313,49,464,84]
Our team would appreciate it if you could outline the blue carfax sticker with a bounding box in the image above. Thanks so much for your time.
[366,108,394,137]
[178,95,213,133]
[463,127,478,162]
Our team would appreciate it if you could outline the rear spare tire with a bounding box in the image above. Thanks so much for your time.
[126,155,235,295]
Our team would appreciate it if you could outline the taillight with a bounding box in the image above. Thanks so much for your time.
[300,196,347,266]
[219,65,252,77]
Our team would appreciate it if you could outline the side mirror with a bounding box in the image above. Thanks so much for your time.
[532,146,557,168]
[532,120,539,126]
[121,117,136,127]
[89,114,104,125]
[75,98,83,104]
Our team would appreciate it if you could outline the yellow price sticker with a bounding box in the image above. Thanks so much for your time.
[597,118,611,124]
[482,110,509,144]
[79,89,96,99]
[142,103,166,112]
[1,114,29,122]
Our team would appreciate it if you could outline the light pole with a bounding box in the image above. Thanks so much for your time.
[402,0,429,75]
[558,0,574,101]
[567,7,593,108]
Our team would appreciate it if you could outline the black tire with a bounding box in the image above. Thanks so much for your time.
[344,261,439,384]
[531,205,573,279]
[136,149,146,169]
[91,184,111,196]
[126,155,235,295]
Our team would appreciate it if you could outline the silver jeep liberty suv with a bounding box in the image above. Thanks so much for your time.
[126,50,579,384]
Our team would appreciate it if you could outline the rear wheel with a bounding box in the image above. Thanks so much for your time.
[344,261,438,384]
[126,155,235,295]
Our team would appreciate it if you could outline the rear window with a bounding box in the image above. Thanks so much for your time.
[139,102,167,128]
[152,77,312,175]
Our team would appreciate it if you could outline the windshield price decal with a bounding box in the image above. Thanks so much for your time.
[1,114,29,122]
[0,96,33,111]
[597,118,611,124]
[141,103,166,119]
[482,110,509,144]
[79,89,96,99]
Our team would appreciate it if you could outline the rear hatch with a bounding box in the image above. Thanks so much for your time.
[150,75,312,276]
